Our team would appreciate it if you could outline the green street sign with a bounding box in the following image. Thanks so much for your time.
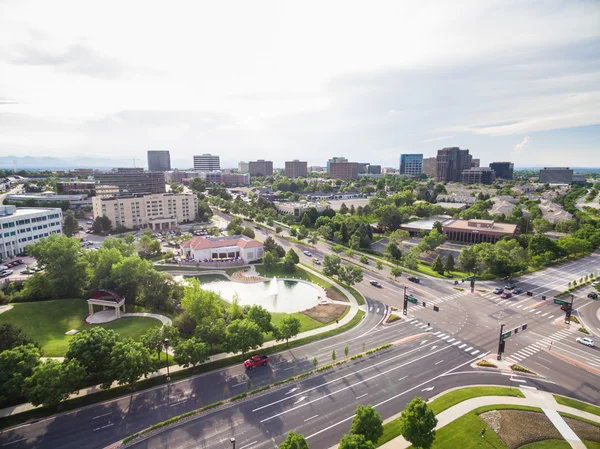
[407,296,418,304]
[553,299,568,306]
[502,331,512,339]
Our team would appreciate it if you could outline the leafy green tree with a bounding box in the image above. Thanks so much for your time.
[101,237,136,257]
[275,225,283,234]
[398,397,437,449]
[173,337,208,370]
[108,256,154,302]
[92,216,104,234]
[0,344,41,403]
[300,212,312,228]
[263,236,278,253]
[533,218,553,234]
[279,431,309,449]
[338,434,375,449]
[376,260,383,270]
[332,350,336,362]
[340,203,349,214]
[140,326,167,360]
[283,252,297,272]
[344,345,349,358]
[359,255,369,264]
[247,305,273,333]
[108,339,156,389]
[420,229,447,252]
[443,254,455,273]
[63,211,79,237]
[263,251,275,272]
[225,319,264,358]
[242,227,256,238]
[384,242,402,261]
[331,245,344,253]
[338,265,364,287]
[402,250,419,270]
[313,357,318,368]
[99,215,112,233]
[458,246,477,273]
[389,229,410,244]
[229,294,244,321]
[180,278,223,325]
[274,316,301,346]
[431,255,444,274]
[24,359,86,409]
[323,254,342,277]
[376,205,403,231]
[350,405,384,443]
[66,327,119,384]
[0,323,39,352]
[346,249,356,259]
[391,267,403,280]
[196,317,226,351]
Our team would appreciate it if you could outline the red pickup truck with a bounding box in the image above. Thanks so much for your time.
[244,355,270,369]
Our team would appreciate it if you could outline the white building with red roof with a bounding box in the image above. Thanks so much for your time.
[181,235,264,263]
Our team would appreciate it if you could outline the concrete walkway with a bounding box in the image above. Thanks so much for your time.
[0,268,362,419]
[378,389,599,449]
[121,312,172,326]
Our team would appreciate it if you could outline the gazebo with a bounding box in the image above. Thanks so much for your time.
[87,290,126,323]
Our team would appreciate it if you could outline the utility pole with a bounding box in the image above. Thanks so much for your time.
[497,324,505,361]
[565,294,574,324]
[403,286,408,316]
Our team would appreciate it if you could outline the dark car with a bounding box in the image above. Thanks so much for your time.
[588,292,598,299]
[370,280,382,288]
[513,288,522,294]
[408,276,420,283]
[505,283,517,290]
[500,292,512,299]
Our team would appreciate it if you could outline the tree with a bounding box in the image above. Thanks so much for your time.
[92,216,104,234]
[338,434,375,449]
[0,344,41,404]
[225,319,264,358]
[99,215,112,233]
[263,236,278,253]
[458,246,477,273]
[359,255,369,264]
[391,267,403,280]
[275,225,283,234]
[196,317,226,351]
[242,227,255,238]
[140,327,167,360]
[63,211,79,237]
[181,278,223,325]
[351,405,384,443]
[533,218,553,234]
[377,205,403,231]
[376,260,383,270]
[0,323,39,352]
[263,251,275,272]
[323,254,342,277]
[229,294,244,321]
[274,316,301,346]
[344,345,349,358]
[173,338,208,370]
[279,431,309,449]
[389,229,410,244]
[384,242,402,262]
[443,254,455,273]
[340,203,349,214]
[402,250,419,270]
[300,212,312,228]
[332,350,336,362]
[338,265,364,287]
[431,255,444,275]
[398,397,437,449]
[247,305,273,333]
[108,339,156,389]
[65,327,119,384]
[24,359,86,409]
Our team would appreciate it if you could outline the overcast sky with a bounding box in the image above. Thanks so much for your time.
[1,0,599,169]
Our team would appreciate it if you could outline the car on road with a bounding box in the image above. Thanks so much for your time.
[244,355,270,369]
[592,281,600,287]
[576,337,595,347]
[408,276,420,283]
[303,250,312,257]
[513,288,522,294]
[500,292,512,299]
[493,287,504,294]
[313,258,321,265]
[505,283,517,290]
[86,221,93,225]
[588,292,598,299]
[370,280,382,288]
[254,226,261,230]
[0,270,13,277]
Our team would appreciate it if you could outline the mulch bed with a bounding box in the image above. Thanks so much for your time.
[564,417,600,443]
[481,410,562,449]
[325,287,347,302]
[302,303,347,324]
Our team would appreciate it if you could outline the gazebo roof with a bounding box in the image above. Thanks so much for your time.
[89,289,124,303]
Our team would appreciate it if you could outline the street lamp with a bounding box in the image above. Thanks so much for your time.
[230,437,236,449]
[164,338,170,381]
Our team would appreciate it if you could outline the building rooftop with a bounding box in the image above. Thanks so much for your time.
[0,205,62,218]
[442,219,517,234]
[182,235,263,251]
[401,216,453,231]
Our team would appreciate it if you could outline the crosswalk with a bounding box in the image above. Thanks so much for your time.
[504,328,573,365]
[478,292,557,320]
[406,291,467,313]
[405,318,483,356]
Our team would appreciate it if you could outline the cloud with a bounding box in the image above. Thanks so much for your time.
[513,136,530,154]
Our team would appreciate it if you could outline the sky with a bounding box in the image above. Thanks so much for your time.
[1,0,599,169]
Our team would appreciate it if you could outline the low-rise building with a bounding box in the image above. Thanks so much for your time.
[461,167,496,185]
[0,205,63,259]
[4,193,92,209]
[539,167,573,185]
[275,202,329,217]
[442,219,517,244]
[92,193,197,231]
[181,235,264,263]
[56,181,97,196]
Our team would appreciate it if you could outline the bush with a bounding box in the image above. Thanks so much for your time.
[387,314,401,323]
[477,360,497,368]
[511,364,534,374]
[350,354,363,360]
[579,327,589,334]
[249,385,270,395]
[230,393,247,401]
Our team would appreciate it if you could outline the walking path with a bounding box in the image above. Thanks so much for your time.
[121,312,172,326]
[0,267,362,419]
[378,388,599,449]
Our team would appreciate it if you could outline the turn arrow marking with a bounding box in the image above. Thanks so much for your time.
[430,346,437,350]
[285,388,299,395]
[422,386,435,392]
[294,396,308,404]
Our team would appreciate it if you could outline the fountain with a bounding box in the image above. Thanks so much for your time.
[268,276,279,296]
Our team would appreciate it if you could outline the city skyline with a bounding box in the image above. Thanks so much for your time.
[1,1,599,168]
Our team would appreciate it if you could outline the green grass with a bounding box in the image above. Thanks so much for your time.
[0,299,162,356]
[553,395,600,416]
[583,442,600,449]
[271,312,325,333]
[519,440,571,449]
[428,387,525,415]
[558,412,600,428]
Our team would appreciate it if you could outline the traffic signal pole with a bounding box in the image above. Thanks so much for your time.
[403,286,408,316]
[497,324,505,361]
[565,294,574,324]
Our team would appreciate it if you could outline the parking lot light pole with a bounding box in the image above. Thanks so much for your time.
[164,338,170,381]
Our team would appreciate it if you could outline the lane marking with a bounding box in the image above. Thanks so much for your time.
[520,386,537,390]
[464,346,473,351]
[398,375,408,381]
[459,344,467,349]
[447,338,455,343]
[434,360,444,365]
[233,382,246,387]
[304,415,319,423]
[356,393,368,400]
[452,341,461,346]
[471,350,480,355]
[92,412,112,420]
[93,423,114,432]
[2,439,27,447]
[239,441,258,449]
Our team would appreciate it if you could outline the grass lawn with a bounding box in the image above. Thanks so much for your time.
[518,440,571,448]
[583,442,600,449]
[553,396,600,416]
[0,299,163,357]
[271,312,324,333]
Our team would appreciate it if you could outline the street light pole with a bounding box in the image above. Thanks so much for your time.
[164,338,170,381]
[230,437,236,449]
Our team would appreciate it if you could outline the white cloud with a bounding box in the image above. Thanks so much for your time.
[513,136,530,154]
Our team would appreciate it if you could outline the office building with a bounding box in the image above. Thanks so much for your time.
[329,161,359,179]
[193,154,220,171]
[238,161,249,173]
[147,150,171,172]
[461,167,496,185]
[0,205,63,260]
[92,193,197,231]
[71,168,96,178]
[422,157,437,177]
[442,219,517,244]
[4,193,92,209]
[221,173,250,186]
[539,167,574,185]
[471,159,480,168]
[94,168,166,197]
[400,154,424,176]
[357,163,370,175]
[309,166,325,173]
[182,235,264,263]
[436,147,472,182]
[248,160,273,176]
[285,160,308,178]
[489,162,514,180]
[367,165,381,175]
[56,181,97,196]
[327,157,348,174]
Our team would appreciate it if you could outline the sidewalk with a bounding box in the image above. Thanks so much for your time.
[378,389,599,449]
[0,267,362,419]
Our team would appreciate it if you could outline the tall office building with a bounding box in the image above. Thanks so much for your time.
[329,161,359,179]
[285,160,307,178]
[539,168,573,184]
[489,162,514,180]
[94,168,166,197]
[462,167,496,185]
[422,157,437,177]
[400,154,423,176]
[238,161,249,173]
[471,159,480,168]
[367,165,381,175]
[193,154,220,171]
[435,147,472,182]
[248,160,273,176]
[327,157,348,174]
[147,150,171,172]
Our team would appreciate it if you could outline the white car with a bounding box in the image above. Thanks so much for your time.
[303,250,312,257]
[592,281,600,287]
[576,337,595,347]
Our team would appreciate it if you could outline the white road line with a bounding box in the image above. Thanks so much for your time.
[233,382,246,387]
[376,308,380,313]
[356,393,368,400]
[542,313,548,317]
[520,386,538,390]
[92,412,112,420]
[447,338,455,343]
[398,375,408,381]
[547,315,554,319]
[2,439,27,447]
[459,344,467,349]
[510,378,527,383]
[471,350,480,355]
[433,331,441,336]
[239,442,258,449]
[441,335,450,340]
[452,341,461,346]
[464,346,473,352]
[304,415,319,422]
[93,423,114,432]
[369,306,373,311]
[434,360,444,365]
[535,311,541,314]
[169,399,188,407]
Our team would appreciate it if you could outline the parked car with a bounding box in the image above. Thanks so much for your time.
[313,258,321,265]
[592,281,599,287]
[576,337,595,347]
[0,265,7,271]
[408,276,420,283]
[244,355,270,369]
[505,283,516,290]
[0,270,13,277]
[303,250,312,257]
[493,287,504,294]
[370,280,382,288]
[500,292,512,299]
[588,292,598,299]
[513,288,523,294]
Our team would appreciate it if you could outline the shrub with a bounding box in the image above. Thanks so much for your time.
[578,327,589,334]
[387,314,401,323]
[249,386,270,395]
[230,392,247,401]
[511,364,534,374]
[477,360,497,368]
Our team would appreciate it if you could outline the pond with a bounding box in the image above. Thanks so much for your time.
[196,277,321,313]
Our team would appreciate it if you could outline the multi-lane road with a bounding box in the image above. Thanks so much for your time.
[1,214,599,449]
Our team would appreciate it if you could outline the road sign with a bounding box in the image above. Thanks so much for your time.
[407,296,418,303]
[553,298,568,306]
[502,331,512,339]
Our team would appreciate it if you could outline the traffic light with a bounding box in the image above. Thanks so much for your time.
[422,301,426,307]
[522,323,527,330]
[500,340,505,353]
[527,291,533,296]
[433,306,439,312]
[542,295,546,300]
